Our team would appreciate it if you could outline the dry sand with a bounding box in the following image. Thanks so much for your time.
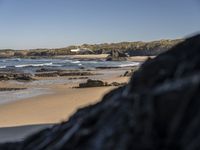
[0,66,130,142]
[0,77,128,128]
[56,54,109,60]
[128,56,155,62]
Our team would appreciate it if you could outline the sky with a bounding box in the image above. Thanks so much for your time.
[0,0,199,49]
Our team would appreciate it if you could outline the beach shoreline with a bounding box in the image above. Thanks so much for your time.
[0,68,130,128]
[0,56,139,142]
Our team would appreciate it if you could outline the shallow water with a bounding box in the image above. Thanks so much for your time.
[0,58,139,73]
[0,58,139,104]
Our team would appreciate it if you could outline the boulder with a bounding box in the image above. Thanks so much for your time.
[79,79,105,88]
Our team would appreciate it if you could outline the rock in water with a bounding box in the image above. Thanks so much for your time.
[1,35,200,150]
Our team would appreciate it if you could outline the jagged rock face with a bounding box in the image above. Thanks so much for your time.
[1,35,200,150]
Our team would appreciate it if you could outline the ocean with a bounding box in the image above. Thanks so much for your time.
[0,58,140,104]
[0,58,139,73]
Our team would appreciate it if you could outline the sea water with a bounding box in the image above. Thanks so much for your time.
[0,58,140,104]
[0,58,139,73]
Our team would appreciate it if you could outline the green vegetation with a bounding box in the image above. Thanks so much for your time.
[0,39,183,58]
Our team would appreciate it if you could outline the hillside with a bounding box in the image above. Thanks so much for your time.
[0,39,183,58]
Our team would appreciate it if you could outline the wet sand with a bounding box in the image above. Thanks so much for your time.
[0,65,131,142]
[0,76,129,128]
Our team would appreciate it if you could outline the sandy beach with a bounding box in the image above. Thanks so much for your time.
[0,74,129,142]
[0,55,137,142]
[0,85,117,127]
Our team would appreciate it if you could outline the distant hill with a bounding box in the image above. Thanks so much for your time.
[0,39,183,58]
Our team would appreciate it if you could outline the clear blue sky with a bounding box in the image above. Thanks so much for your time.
[0,0,199,49]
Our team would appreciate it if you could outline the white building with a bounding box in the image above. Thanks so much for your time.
[70,48,81,52]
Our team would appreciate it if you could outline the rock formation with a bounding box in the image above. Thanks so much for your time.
[106,50,129,61]
[1,35,200,150]
[78,79,127,88]
[0,72,34,81]
[78,79,105,88]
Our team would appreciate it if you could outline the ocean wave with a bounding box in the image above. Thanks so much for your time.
[50,64,63,67]
[15,62,53,68]
[88,61,98,64]
[63,59,73,62]
[118,63,140,67]
[71,61,80,64]
[5,58,21,62]
[0,66,6,69]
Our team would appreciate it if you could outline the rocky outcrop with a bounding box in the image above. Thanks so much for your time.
[78,79,127,88]
[109,82,127,86]
[0,35,199,150]
[78,79,105,88]
[68,77,89,80]
[35,71,95,77]
[0,72,34,81]
[0,88,26,91]
[106,50,129,61]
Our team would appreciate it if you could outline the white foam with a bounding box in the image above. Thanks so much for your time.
[5,58,21,62]
[71,61,80,64]
[0,66,6,69]
[15,62,53,68]
[118,63,140,67]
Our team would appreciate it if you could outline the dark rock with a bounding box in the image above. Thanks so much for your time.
[35,71,95,77]
[14,74,34,81]
[123,67,139,77]
[0,72,34,81]
[123,70,132,77]
[78,79,127,88]
[109,82,127,86]
[58,71,94,77]
[35,68,62,72]
[35,72,59,77]
[79,79,105,88]
[0,88,26,91]
[95,66,120,69]
[106,50,129,61]
[68,77,89,80]
[1,35,200,150]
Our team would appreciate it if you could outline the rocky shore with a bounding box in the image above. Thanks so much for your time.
[0,35,199,150]
[78,79,127,88]
[0,72,34,81]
